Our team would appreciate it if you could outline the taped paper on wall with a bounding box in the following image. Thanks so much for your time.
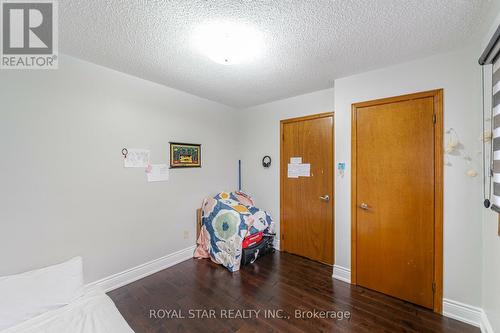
[290,157,302,164]
[124,149,150,168]
[146,164,169,182]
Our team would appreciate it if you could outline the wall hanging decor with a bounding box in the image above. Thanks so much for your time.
[444,128,479,178]
[169,142,201,168]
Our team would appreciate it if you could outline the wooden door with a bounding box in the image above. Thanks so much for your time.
[351,90,443,312]
[280,113,334,265]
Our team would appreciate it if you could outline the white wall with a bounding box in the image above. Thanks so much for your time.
[334,47,483,307]
[236,88,335,245]
[0,55,238,283]
[480,7,500,331]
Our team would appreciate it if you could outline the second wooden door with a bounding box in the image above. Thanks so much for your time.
[280,113,334,265]
[352,90,443,310]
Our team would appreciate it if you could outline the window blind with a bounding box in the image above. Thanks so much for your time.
[479,25,500,212]
[493,60,500,212]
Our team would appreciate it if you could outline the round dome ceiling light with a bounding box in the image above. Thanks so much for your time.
[192,21,264,65]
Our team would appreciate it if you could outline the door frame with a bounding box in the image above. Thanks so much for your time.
[280,112,335,264]
[350,89,443,313]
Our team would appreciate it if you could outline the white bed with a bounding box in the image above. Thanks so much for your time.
[0,257,134,333]
[1,288,134,333]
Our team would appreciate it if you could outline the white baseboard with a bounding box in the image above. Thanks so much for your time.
[332,264,351,283]
[480,310,494,333]
[443,298,482,327]
[87,245,196,293]
[443,298,493,332]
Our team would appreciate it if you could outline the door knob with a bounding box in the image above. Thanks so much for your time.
[320,195,330,201]
[359,203,369,210]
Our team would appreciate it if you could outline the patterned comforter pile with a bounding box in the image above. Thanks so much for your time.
[194,192,274,272]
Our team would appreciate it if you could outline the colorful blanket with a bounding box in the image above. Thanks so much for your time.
[194,192,274,272]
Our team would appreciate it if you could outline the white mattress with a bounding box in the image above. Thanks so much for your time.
[1,288,134,333]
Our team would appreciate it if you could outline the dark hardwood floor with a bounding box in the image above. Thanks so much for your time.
[109,251,479,333]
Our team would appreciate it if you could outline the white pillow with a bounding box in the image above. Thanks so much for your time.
[0,257,84,331]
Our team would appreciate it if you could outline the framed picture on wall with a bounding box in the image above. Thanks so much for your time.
[169,142,202,168]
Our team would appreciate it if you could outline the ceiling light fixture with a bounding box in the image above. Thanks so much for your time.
[192,21,264,65]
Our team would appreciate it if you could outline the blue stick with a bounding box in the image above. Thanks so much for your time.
[238,160,242,191]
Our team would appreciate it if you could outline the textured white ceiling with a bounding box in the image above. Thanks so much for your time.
[60,1,491,107]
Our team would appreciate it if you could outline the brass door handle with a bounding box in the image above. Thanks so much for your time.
[359,203,369,210]
[320,195,330,202]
